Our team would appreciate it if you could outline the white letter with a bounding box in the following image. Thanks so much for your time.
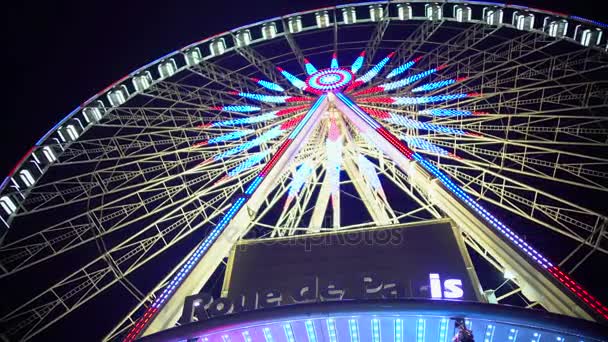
[443,279,464,299]
[429,273,442,298]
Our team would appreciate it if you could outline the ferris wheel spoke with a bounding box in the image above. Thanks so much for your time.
[424,138,608,191]
[0,157,250,276]
[437,162,608,256]
[0,181,241,341]
[362,3,391,67]
[235,45,286,87]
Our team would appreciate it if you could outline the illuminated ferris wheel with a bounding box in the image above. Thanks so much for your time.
[1,1,608,341]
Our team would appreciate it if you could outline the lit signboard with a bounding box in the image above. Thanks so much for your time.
[179,219,483,323]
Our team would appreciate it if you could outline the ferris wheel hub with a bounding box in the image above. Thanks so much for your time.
[306,68,354,92]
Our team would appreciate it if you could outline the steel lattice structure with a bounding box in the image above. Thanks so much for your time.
[1,1,608,341]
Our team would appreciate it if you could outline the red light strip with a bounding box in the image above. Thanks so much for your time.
[548,266,608,319]
[276,105,309,116]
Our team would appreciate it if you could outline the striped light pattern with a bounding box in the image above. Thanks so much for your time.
[227,151,270,177]
[242,331,252,342]
[507,328,518,341]
[394,319,403,342]
[416,318,426,342]
[439,318,449,342]
[412,77,464,93]
[304,58,318,75]
[380,66,445,91]
[214,127,283,160]
[251,77,285,92]
[327,319,338,342]
[386,115,468,135]
[263,327,274,342]
[386,56,422,78]
[213,105,261,113]
[348,319,359,342]
[207,130,253,144]
[288,162,314,198]
[484,324,496,342]
[210,112,278,127]
[305,320,317,342]
[277,66,307,90]
[371,318,381,342]
[331,53,339,68]
[283,324,296,342]
[351,51,365,74]
[235,92,293,103]
[349,52,394,89]
[402,136,450,156]
[392,93,471,105]
[419,108,473,117]
[222,334,231,342]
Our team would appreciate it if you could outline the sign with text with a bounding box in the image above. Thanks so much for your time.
[179,220,482,323]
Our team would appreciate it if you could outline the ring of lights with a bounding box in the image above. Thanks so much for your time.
[306,68,354,92]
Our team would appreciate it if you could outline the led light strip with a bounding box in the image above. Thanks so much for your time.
[124,96,327,341]
[283,323,296,342]
[439,318,449,342]
[304,58,318,75]
[371,318,381,342]
[351,51,365,74]
[305,320,317,342]
[212,105,261,113]
[263,327,274,342]
[251,77,285,92]
[484,324,496,342]
[348,319,359,342]
[347,52,394,91]
[412,77,466,93]
[331,53,339,69]
[386,56,423,78]
[394,319,403,342]
[277,66,307,90]
[416,318,426,342]
[327,318,338,342]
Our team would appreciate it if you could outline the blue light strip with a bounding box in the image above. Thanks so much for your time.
[507,328,518,341]
[412,78,457,93]
[216,105,261,113]
[416,319,426,342]
[288,95,326,139]
[331,54,339,68]
[351,53,365,74]
[214,127,283,160]
[439,318,449,342]
[211,112,278,127]
[327,319,338,342]
[237,92,291,103]
[484,324,496,342]
[283,324,296,342]
[386,60,417,79]
[278,67,307,90]
[256,79,285,92]
[387,116,467,135]
[392,93,469,105]
[394,319,403,342]
[371,318,381,342]
[381,67,439,91]
[348,319,359,342]
[305,59,318,75]
[402,136,450,156]
[288,162,314,197]
[305,320,317,342]
[419,108,473,117]
[263,327,274,342]
[207,130,254,144]
[355,53,392,84]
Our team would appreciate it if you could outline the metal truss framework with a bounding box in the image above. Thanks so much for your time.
[1,3,607,341]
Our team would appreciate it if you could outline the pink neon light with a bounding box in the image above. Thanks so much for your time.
[280,114,304,130]
[286,96,315,103]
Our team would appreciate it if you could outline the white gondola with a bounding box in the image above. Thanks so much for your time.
[132,71,153,92]
[369,4,384,22]
[575,25,603,47]
[544,18,568,38]
[513,12,535,31]
[261,22,277,40]
[483,7,504,26]
[209,38,227,56]
[315,11,330,28]
[0,195,17,215]
[287,16,303,34]
[107,85,129,107]
[453,4,472,22]
[342,7,357,24]
[425,3,442,21]
[185,48,203,66]
[396,3,412,20]
[158,59,177,78]
[234,30,252,48]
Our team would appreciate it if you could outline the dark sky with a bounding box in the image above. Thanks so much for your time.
[4,0,607,177]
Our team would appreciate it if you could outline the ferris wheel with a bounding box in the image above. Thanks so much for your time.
[1,1,608,341]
